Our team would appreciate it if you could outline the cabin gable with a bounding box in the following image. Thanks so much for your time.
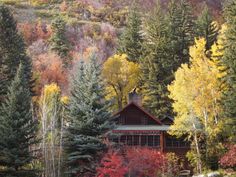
[115,102,161,125]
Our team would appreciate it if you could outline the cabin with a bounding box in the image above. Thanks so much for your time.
[111,90,190,158]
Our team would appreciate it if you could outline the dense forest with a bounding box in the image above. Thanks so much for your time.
[0,0,236,177]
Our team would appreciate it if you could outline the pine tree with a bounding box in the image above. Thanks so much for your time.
[196,3,219,51]
[167,0,195,65]
[140,0,195,118]
[0,63,38,177]
[49,16,70,66]
[140,1,173,118]
[222,0,236,142]
[0,5,33,100]
[64,54,112,176]
[117,3,143,62]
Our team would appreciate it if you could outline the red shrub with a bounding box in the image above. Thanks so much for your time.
[220,144,236,168]
[126,147,167,177]
[97,147,182,177]
[96,151,128,177]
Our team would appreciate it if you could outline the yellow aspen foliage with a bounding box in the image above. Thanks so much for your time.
[168,38,224,138]
[102,54,140,110]
[168,38,226,170]
[41,83,61,102]
[61,96,69,105]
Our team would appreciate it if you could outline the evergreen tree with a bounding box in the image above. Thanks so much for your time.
[140,1,173,118]
[0,63,38,177]
[167,0,195,65]
[64,54,112,176]
[140,0,195,118]
[0,5,33,100]
[222,0,236,142]
[196,3,219,51]
[50,16,70,66]
[117,3,143,62]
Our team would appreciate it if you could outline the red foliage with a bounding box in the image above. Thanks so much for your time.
[18,21,51,45]
[126,147,167,177]
[96,147,181,177]
[220,144,236,168]
[96,151,128,177]
[33,52,68,95]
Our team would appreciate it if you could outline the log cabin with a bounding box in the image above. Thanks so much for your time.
[111,90,190,158]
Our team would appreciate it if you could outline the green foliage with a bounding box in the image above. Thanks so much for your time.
[117,4,143,62]
[49,16,70,65]
[222,0,236,143]
[140,0,195,119]
[167,0,195,64]
[64,54,113,176]
[196,3,219,51]
[0,63,38,177]
[0,5,33,100]
[140,1,172,118]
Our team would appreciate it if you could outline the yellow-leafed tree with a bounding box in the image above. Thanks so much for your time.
[168,38,225,173]
[102,54,140,110]
[39,83,66,177]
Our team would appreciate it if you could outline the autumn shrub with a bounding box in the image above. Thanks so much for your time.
[32,52,68,95]
[219,144,236,170]
[96,150,128,177]
[97,147,182,177]
[125,147,166,177]
[18,21,51,45]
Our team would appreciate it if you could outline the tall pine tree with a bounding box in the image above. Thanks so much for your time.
[0,63,38,177]
[167,0,195,65]
[196,3,219,51]
[117,3,143,62]
[222,0,236,142]
[64,54,112,176]
[141,0,195,119]
[49,16,70,66]
[140,1,173,118]
[0,5,33,100]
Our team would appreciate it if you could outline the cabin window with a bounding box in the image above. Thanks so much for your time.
[141,135,147,146]
[120,135,126,144]
[154,135,160,146]
[133,135,140,145]
[127,135,133,145]
[166,136,189,148]
[147,135,154,146]
[117,135,160,147]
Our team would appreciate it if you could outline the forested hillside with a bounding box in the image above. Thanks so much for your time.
[0,0,235,177]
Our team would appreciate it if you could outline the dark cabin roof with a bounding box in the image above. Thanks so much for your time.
[113,102,162,125]
[160,116,174,125]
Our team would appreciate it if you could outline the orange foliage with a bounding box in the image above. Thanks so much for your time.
[18,20,52,45]
[60,1,68,12]
[33,52,68,95]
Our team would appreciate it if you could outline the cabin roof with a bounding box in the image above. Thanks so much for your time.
[113,102,162,125]
[114,125,169,131]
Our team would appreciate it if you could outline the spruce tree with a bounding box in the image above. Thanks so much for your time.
[167,0,195,65]
[196,3,219,51]
[140,1,173,118]
[0,5,33,100]
[0,63,38,177]
[222,0,236,142]
[117,3,143,62]
[49,16,70,66]
[64,54,112,176]
[140,0,195,119]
